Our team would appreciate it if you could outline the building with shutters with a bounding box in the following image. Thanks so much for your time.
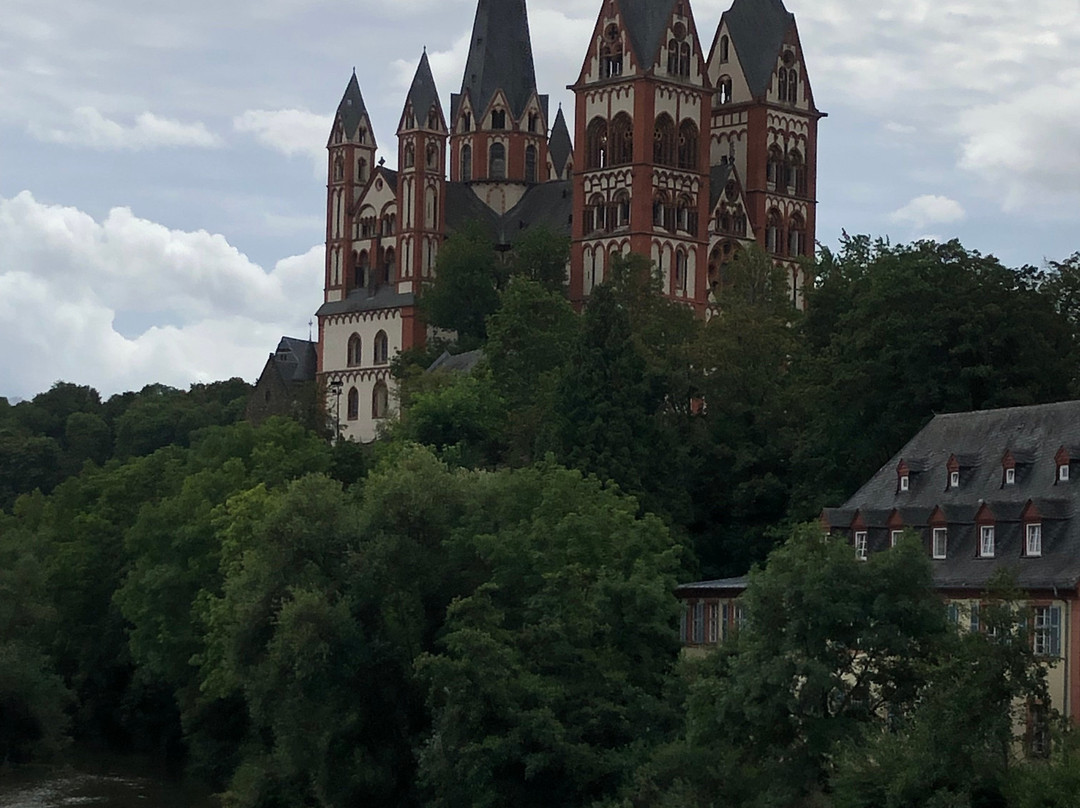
[315,0,822,442]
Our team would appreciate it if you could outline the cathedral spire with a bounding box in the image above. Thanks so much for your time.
[401,50,444,131]
[458,0,539,118]
[335,72,371,141]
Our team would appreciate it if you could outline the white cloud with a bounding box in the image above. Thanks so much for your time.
[0,191,322,400]
[233,108,333,174]
[890,195,966,230]
[29,106,221,150]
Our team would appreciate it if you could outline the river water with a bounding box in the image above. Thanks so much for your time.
[0,755,218,808]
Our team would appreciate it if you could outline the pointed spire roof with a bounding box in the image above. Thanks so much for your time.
[723,0,795,98]
[459,0,539,118]
[548,106,572,176]
[336,72,369,138]
[618,0,677,67]
[405,51,443,126]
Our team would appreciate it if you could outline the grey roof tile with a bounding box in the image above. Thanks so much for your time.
[723,0,794,98]
[458,0,540,119]
[336,72,369,139]
[618,0,676,68]
[317,287,415,318]
[404,51,444,127]
[548,106,573,178]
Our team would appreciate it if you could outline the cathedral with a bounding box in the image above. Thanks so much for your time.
[315,0,823,442]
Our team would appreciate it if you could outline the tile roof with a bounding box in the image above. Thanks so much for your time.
[316,287,416,318]
[272,337,317,383]
[723,0,794,98]
[427,349,484,374]
[618,0,676,68]
[457,0,541,119]
[336,72,369,139]
[548,106,573,179]
[405,51,443,126]
[709,162,734,211]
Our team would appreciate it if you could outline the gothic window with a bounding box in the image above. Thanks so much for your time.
[333,156,344,181]
[404,143,415,168]
[614,190,630,228]
[374,330,389,364]
[601,23,623,77]
[587,193,606,233]
[789,149,807,196]
[358,127,367,144]
[525,144,537,183]
[719,211,732,233]
[333,123,343,144]
[489,142,506,179]
[356,250,369,287]
[679,42,691,76]
[405,111,416,129]
[719,35,729,63]
[788,213,806,257]
[463,112,471,132]
[381,213,395,236]
[765,208,783,254]
[357,158,368,182]
[428,109,439,129]
[385,247,396,283]
[347,387,359,420]
[675,249,688,293]
[461,144,472,181]
[426,143,438,169]
[766,145,784,189]
[778,69,788,102]
[677,120,698,169]
[653,114,675,166]
[677,195,695,234]
[491,109,506,129]
[667,39,679,75]
[787,69,799,103]
[347,334,362,367]
[528,113,538,133]
[586,117,608,169]
[610,113,633,165]
[716,76,733,105]
[372,381,389,419]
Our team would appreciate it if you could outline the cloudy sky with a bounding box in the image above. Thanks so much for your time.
[3,0,1079,401]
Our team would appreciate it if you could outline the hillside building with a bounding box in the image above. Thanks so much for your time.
[316,0,823,442]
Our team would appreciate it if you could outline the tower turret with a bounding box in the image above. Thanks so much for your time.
[449,0,550,214]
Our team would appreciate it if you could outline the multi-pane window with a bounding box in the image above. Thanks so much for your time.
[980,525,995,558]
[1060,464,1070,482]
[890,529,903,547]
[932,527,947,559]
[854,530,868,561]
[1032,606,1061,657]
[692,601,705,644]
[706,602,720,644]
[1026,523,1042,557]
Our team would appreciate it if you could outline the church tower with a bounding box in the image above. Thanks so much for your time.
[324,73,376,302]
[449,0,550,215]
[705,0,823,306]
[569,0,713,313]
[396,52,448,303]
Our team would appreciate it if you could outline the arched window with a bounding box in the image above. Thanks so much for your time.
[586,117,608,169]
[586,193,606,233]
[372,381,389,419]
[426,143,438,169]
[610,113,633,165]
[462,112,471,132]
[333,156,344,181]
[653,191,672,230]
[403,143,415,168]
[525,144,537,183]
[347,333,362,366]
[601,23,623,77]
[382,248,395,284]
[357,157,368,182]
[358,127,367,144]
[679,42,691,76]
[789,149,806,196]
[356,250,369,288]
[788,213,806,257]
[461,144,472,181]
[765,208,783,254]
[489,142,506,179]
[614,190,631,228]
[374,330,389,364]
[716,76,733,105]
[427,109,439,129]
[491,109,506,129]
[677,120,698,170]
[347,387,359,420]
[778,68,788,102]
[719,35,729,63]
[677,195,695,233]
[787,69,799,103]
[653,114,675,166]
[674,249,688,293]
[766,145,784,189]
[667,39,679,74]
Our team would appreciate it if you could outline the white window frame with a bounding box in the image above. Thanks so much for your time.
[890,529,903,547]
[899,474,909,492]
[932,527,948,559]
[1032,606,1061,657]
[1059,464,1070,482]
[980,525,995,558]
[950,470,960,488]
[1005,467,1016,485]
[706,601,720,644]
[854,530,868,561]
[1026,523,1042,557]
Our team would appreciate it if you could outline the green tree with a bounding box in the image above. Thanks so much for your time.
[416,462,684,808]
[420,221,500,346]
[508,225,570,294]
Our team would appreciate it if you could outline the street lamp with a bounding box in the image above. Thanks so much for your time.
[328,378,343,444]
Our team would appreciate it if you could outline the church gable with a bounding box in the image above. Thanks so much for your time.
[705,19,753,106]
[764,23,816,111]
[329,73,376,148]
[721,0,795,100]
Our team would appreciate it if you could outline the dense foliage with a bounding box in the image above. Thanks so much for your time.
[4,232,1080,804]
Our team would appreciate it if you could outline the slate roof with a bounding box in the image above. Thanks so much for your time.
[548,107,573,178]
[427,349,484,374]
[455,0,540,119]
[316,286,415,318]
[675,576,750,598]
[336,73,369,139]
[723,0,794,98]
[272,337,317,383]
[444,180,573,244]
[618,0,675,68]
[405,51,443,126]
[709,163,734,211]
[827,401,1080,590]
[375,166,398,192]
[445,182,501,237]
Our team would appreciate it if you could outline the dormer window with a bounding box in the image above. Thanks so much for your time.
[932,527,947,559]
[980,525,995,558]
[1060,464,1070,482]
[890,529,903,547]
[854,530,868,561]
[1055,447,1070,483]
[900,474,909,491]
[1005,467,1016,485]
[949,471,959,488]
[1026,523,1042,556]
